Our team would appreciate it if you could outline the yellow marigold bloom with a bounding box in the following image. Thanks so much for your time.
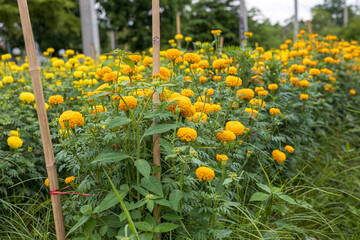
[52,59,64,68]
[181,89,194,97]
[118,96,138,111]
[59,110,85,129]
[249,98,265,108]
[45,73,54,80]
[44,178,49,187]
[3,76,14,84]
[188,112,208,123]
[213,76,221,81]
[65,176,76,184]
[168,96,192,114]
[212,59,227,69]
[211,104,221,112]
[19,92,35,104]
[206,88,214,96]
[199,76,208,83]
[143,57,153,67]
[198,60,209,69]
[343,53,352,60]
[0,81,3,88]
[122,65,139,75]
[96,66,112,78]
[165,48,181,61]
[272,150,286,164]
[177,127,197,141]
[183,53,201,63]
[285,145,294,153]
[65,49,74,56]
[175,34,183,40]
[324,83,335,92]
[194,102,212,114]
[160,67,171,80]
[195,166,215,181]
[10,130,20,137]
[1,53,12,61]
[244,108,259,118]
[244,32,253,37]
[349,89,356,95]
[216,130,236,142]
[268,84,278,91]
[280,44,288,50]
[226,76,242,87]
[211,29,222,35]
[269,108,280,116]
[7,136,23,149]
[129,54,142,63]
[216,154,228,162]
[309,68,321,76]
[48,95,64,105]
[185,36,192,42]
[103,72,117,82]
[92,105,107,114]
[299,80,309,87]
[225,121,245,135]
[227,66,237,74]
[300,94,309,100]
[324,57,334,64]
[255,87,264,92]
[237,88,254,100]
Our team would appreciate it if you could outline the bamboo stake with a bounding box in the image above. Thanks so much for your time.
[152,0,161,239]
[17,1,66,239]
[219,37,224,55]
[176,13,181,48]
[306,20,313,35]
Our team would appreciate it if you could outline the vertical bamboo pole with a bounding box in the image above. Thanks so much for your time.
[152,0,161,239]
[17,1,66,239]
[219,37,224,55]
[306,20,313,35]
[176,13,181,48]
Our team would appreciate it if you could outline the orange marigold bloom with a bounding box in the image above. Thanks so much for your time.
[268,84,278,91]
[96,66,112,78]
[196,166,215,181]
[48,95,64,105]
[226,76,242,87]
[300,94,309,100]
[285,145,294,153]
[216,130,236,142]
[165,48,182,61]
[225,121,245,135]
[349,89,356,95]
[269,108,280,116]
[272,150,286,164]
[59,110,84,129]
[177,127,197,141]
[118,96,138,111]
[183,53,201,63]
[237,89,254,100]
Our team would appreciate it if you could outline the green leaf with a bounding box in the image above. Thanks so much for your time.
[87,91,111,100]
[144,124,176,137]
[99,225,108,236]
[169,190,182,212]
[83,218,96,235]
[92,151,129,164]
[144,110,175,119]
[66,215,90,237]
[249,192,270,202]
[90,233,101,240]
[139,233,154,240]
[80,204,92,215]
[159,138,174,154]
[162,213,183,221]
[133,186,149,197]
[141,176,163,197]
[101,58,115,68]
[135,160,151,177]
[146,200,154,212]
[134,221,153,232]
[257,183,271,193]
[93,191,127,213]
[106,116,131,129]
[154,199,172,208]
[123,57,135,70]
[279,194,297,205]
[154,223,179,233]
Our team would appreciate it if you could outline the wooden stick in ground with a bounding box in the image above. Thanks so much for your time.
[219,36,224,55]
[152,0,161,239]
[176,13,181,48]
[17,1,66,239]
[306,20,313,35]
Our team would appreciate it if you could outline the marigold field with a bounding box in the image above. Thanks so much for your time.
[1,31,360,239]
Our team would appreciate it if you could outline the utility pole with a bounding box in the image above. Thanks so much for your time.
[238,0,248,46]
[79,0,100,57]
[294,0,299,41]
[344,0,348,26]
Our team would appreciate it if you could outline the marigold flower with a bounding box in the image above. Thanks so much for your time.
[255,87,264,92]
[183,53,201,63]
[194,102,212,114]
[300,94,309,100]
[185,36,192,42]
[65,176,76,184]
[48,95,64,105]
[349,89,356,95]
[244,108,259,118]
[195,166,215,181]
[92,105,107,114]
[96,66,112,78]
[181,89,194,97]
[269,108,280,116]
[212,59,227,69]
[122,65,139,75]
[165,48,181,61]
[225,121,245,135]
[1,53,12,61]
[188,112,208,123]
[211,104,221,112]
[285,145,294,153]
[324,84,335,92]
[216,154,228,162]
[237,89,254,100]
[175,34,183,40]
[129,54,142,63]
[10,130,20,137]
[226,76,242,87]
[59,110,85,129]
[45,73,54,80]
[299,80,309,87]
[249,98,265,108]
[272,150,286,164]
[177,127,197,141]
[309,68,321,76]
[198,60,209,69]
[45,178,49,187]
[216,130,236,142]
[168,96,192,115]
[118,96,138,111]
[143,57,153,67]
[52,59,64,68]
[244,32,253,37]
[103,72,118,82]
[19,92,35,104]
[160,67,171,80]
[7,136,23,149]
[268,84,278,91]
[211,29,222,35]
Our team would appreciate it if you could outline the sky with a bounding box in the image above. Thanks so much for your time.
[246,0,358,25]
